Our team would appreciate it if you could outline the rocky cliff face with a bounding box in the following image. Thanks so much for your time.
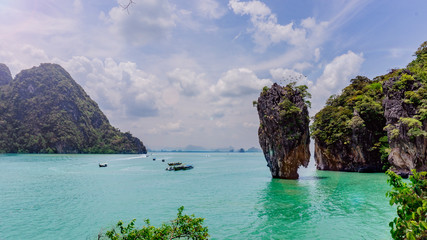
[314,121,385,172]
[311,76,387,172]
[257,83,310,179]
[382,67,427,175]
[0,63,147,154]
[312,42,427,175]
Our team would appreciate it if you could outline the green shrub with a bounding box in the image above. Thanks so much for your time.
[394,74,415,90]
[102,206,209,240]
[386,170,427,240]
[399,118,427,138]
[252,100,257,107]
[262,86,269,95]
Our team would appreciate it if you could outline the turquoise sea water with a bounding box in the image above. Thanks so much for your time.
[0,153,395,239]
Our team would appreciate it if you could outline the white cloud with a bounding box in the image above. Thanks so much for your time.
[107,0,177,46]
[229,0,328,52]
[148,121,183,134]
[293,62,313,72]
[196,0,226,19]
[0,44,50,76]
[73,0,83,13]
[209,110,225,120]
[243,122,258,128]
[0,4,77,39]
[269,68,310,87]
[210,68,272,97]
[314,48,321,62]
[310,50,364,112]
[316,51,364,90]
[301,17,316,29]
[228,0,271,17]
[167,68,207,97]
[58,56,164,118]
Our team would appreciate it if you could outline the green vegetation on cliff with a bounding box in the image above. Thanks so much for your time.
[311,76,385,146]
[0,63,146,154]
[382,42,427,139]
[311,75,389,170]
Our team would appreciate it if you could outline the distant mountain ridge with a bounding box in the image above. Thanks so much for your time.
[0,63,147,154]
[150,145,261,152]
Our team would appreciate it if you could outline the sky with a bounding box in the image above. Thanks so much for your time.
[1,0,427,150]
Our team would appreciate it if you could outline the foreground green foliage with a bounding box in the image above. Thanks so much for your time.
[386,170,427,240]
[102,207,209,240]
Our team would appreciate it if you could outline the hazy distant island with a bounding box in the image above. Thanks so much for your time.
[0,63,146,154]
[149,145,262,153]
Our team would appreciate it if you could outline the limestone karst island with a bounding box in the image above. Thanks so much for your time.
[0,63,146,154]
[256,42,427,180]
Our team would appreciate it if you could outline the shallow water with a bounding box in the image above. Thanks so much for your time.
[0,153,394,239]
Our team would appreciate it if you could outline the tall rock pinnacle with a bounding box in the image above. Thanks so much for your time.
[256,83,311,179]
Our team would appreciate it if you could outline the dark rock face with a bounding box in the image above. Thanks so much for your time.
[0,63,147,154]
[311,76,387,173]
[314,119,384,173]
[382,69,427,175]
[0,63,13,86]
[257,83,310,179]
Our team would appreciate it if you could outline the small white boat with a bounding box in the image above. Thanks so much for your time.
[99,163,108,167]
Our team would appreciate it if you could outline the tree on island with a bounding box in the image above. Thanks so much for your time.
[386,170,427,240]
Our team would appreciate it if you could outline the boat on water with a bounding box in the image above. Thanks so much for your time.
[99,163,108,167]
[165,164,193,171]
[167,162,182,166]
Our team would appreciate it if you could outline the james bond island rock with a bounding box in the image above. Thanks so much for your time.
[381,42,427,176]
[0,63,147,154]
[311,76,388,172]
[256,83,311,179]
